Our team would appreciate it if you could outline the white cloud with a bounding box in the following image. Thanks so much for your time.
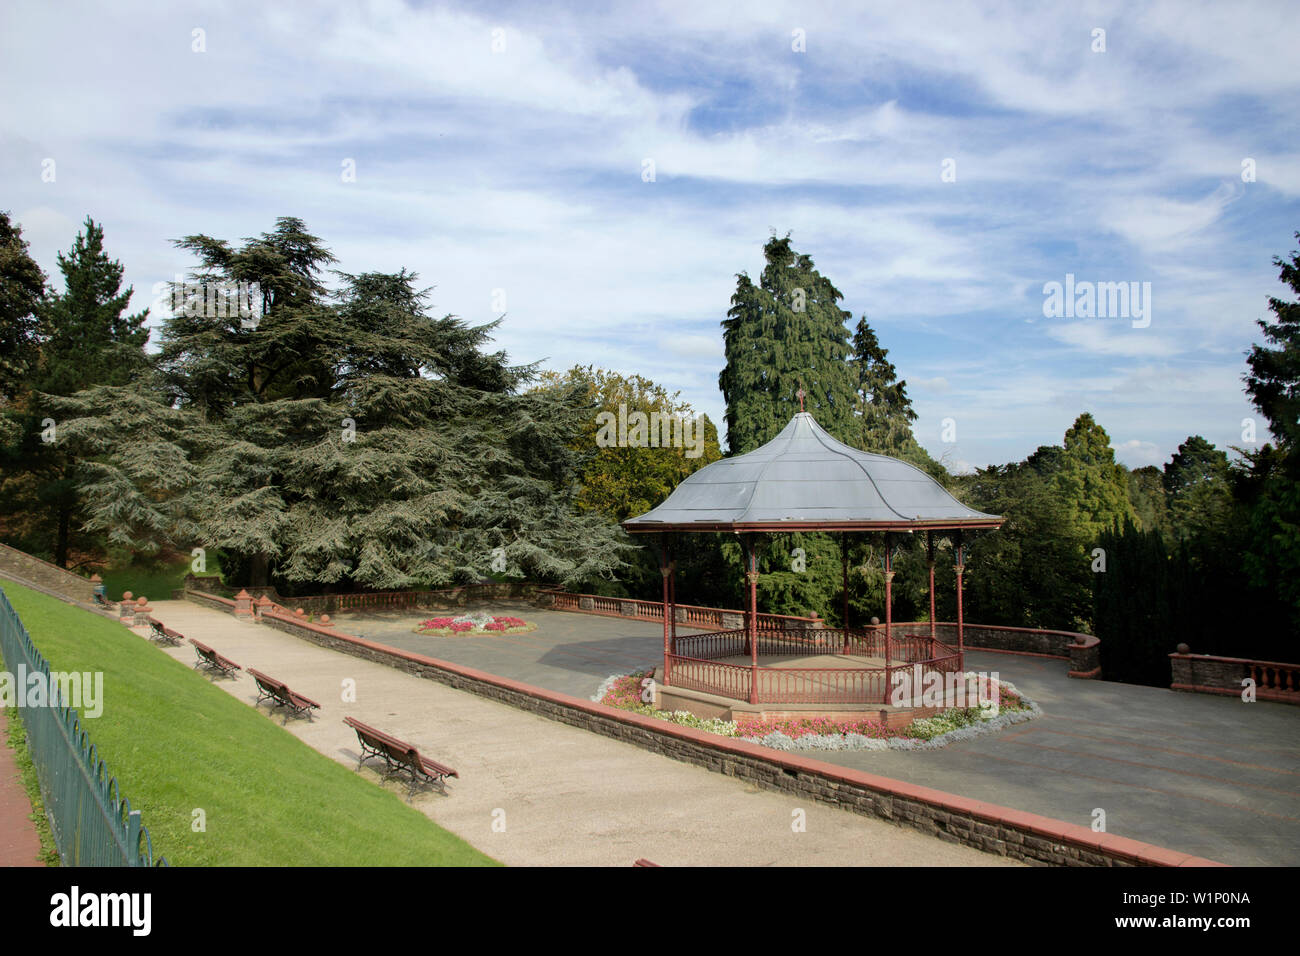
[0,0,1294,471]
[1112,439,1164,468]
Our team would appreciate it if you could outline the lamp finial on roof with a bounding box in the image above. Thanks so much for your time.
[796,387,806,412]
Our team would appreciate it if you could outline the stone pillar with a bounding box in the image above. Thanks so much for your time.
[132,597,152,627]
[234,589,253,618]
[119,591,135,624]
[254,594,272,620]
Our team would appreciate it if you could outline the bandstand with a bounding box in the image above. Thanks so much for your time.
[622,410,1003,717]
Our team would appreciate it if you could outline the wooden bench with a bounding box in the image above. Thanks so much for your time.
[343,717,458,801]
[633,858,661,867]
[188,638,242,680]
[147,618,183,646]
[247,668,321,724]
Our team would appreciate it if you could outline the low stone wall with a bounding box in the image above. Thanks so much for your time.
[184,590,238,613]
[181,574,229,597]
[886,621,1099,676]
[1170,652,1300,705]
[0,543,95,604]
[242,600,1216,867]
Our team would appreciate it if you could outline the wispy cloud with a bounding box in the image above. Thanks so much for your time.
[1,0,1295,469]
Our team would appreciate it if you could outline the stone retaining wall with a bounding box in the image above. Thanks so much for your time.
[0,543,95,604]
[1170,652,1299,705]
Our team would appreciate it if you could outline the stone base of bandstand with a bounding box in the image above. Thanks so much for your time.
[652,667,939,729]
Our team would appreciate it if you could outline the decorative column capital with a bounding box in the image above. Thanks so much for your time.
[745,571,760,584]
[884,571,896,583]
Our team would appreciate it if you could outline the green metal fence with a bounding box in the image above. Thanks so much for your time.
[0,584,167,866]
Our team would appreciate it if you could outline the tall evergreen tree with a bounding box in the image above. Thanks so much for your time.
[719,235,858,454]
[1162,435,1232,541]
[848,315,945,479]
[0,211,47,405]
[37,217,149,394]
[1053,413,1135,543]
[1245,233,1300,460]
[1240,232,1300,620]
[1,217,149,566]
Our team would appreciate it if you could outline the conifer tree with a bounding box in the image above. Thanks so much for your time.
[1,217,149,565]
[719,235,857,454]
[38,217,149,394]
[848,315,945,478]
[1240,233,1300,619]
[53,218,628,591]
[1053,413,1135,543]
[1162,436,1232,541]
[0,211,47,405]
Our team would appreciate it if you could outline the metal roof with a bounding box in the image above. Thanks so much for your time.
[623,412,1002,533]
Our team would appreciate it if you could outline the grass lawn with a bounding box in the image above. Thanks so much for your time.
[1,577,498,866]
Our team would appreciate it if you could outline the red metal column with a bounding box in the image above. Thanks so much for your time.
[746,537,759,705]
[841,532,850,654]
[660,534,672,687]
[927,531,936,644]
[883,535,894,667]
[669,556,677,649]
[955,538,966,673]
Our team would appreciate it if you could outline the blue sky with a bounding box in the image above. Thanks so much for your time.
[2,0,1298,471]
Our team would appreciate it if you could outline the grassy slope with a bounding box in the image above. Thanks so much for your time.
[1,577,497,866]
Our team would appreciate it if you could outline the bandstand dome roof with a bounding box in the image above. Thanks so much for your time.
[623,412,1002,533]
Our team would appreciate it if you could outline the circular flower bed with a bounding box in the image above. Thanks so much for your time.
[592,670,1039,751]
[415,613,537,636]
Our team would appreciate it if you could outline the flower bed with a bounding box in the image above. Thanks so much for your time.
[592,670,1040,751]
[415,613,537,636]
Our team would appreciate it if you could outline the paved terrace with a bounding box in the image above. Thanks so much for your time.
[143,600,1015,866]
[336,604,1300,866]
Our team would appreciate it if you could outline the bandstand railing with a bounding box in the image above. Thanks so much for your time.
[665,626,964,705]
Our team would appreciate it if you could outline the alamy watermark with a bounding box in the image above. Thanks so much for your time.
[1042,273,1151,328]
[889,667,1001,716]
[150,276,263,327]
[595,404,705,458]
[0,665,104,718]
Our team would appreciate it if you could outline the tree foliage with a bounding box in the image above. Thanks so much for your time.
[1240,233,1300,622]
[0,211,47,404]
[51,218,629,592]
[0,216,149,566]
[719,235,858,454]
